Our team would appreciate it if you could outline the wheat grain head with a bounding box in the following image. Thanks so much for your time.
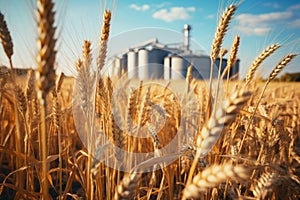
[0,12,13,61]
[210,4,236,62]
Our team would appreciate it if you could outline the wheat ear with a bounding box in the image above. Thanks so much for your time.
[15,85,27,116]
[36,0,57,97]
[183,163,249,199]
[267,54,297,82]
[126,89,138,132]
[114,172,142,200]
[221,35,240,79]
[97,10,111,72]
[245,44,280,85]
[112,112,125,161]
[82,40,92,67]
[252,172,278,200]
[76,58,83,71]
[0,11,13,66]
[56,72,65,93]
[196,88,252,155]
[210,4,236,62]
[26,69,35,101]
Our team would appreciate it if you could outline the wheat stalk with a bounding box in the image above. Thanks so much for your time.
[35,0,57,198]
[185,87,251,191]
[245,44,280,85]
[208,4,236,122]
[183,163,249,199]
[239,54,297,153]
[214,48,228,111]
[74,39,96,199]
[51,90,62,197]
[0,15,24,190]
[97,10,111,72]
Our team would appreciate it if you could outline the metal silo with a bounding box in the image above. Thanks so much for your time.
[127,49,138,79]
[138,47,168,79]
[232,59,240,79]
[114,57,122,77]
[106,58,115,77]
[121,54,128,77]
[138,48,149,79]
[170,55,189,80]
[164,55,171,80]
[182,55,213,79]
[215,57,227,77]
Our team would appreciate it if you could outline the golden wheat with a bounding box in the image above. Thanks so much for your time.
[0,1,300,200]
[245,44,280,85]
[0,11,13,63]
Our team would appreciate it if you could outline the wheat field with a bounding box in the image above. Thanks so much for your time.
[0,1,300,200]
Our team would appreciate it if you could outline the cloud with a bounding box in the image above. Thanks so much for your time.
[264,2,280,9]
[289,19,300,28]
[129,4,150,11]
[237,26,271,36]
[152,6,195,22]
[287,4,300,11]
[186,7,196,12]
[155,2,172,9]
[206,14,214,19]
[235,11,293,36]
[236,12,292,25]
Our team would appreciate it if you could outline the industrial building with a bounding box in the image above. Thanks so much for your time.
[108,24,239,80]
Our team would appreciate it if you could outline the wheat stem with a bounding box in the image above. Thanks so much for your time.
[208,4,236,121]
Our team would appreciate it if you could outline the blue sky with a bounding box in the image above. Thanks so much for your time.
[0,0,299,78]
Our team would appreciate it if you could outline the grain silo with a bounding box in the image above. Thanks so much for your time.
[114,57,122,77]
[127,49,138,78]
[108,24,239,80]
[138,47,169,79]
[164,55,171,80]
[183,54,214,79]
[121,54,128,77]
[164,54,189,80]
